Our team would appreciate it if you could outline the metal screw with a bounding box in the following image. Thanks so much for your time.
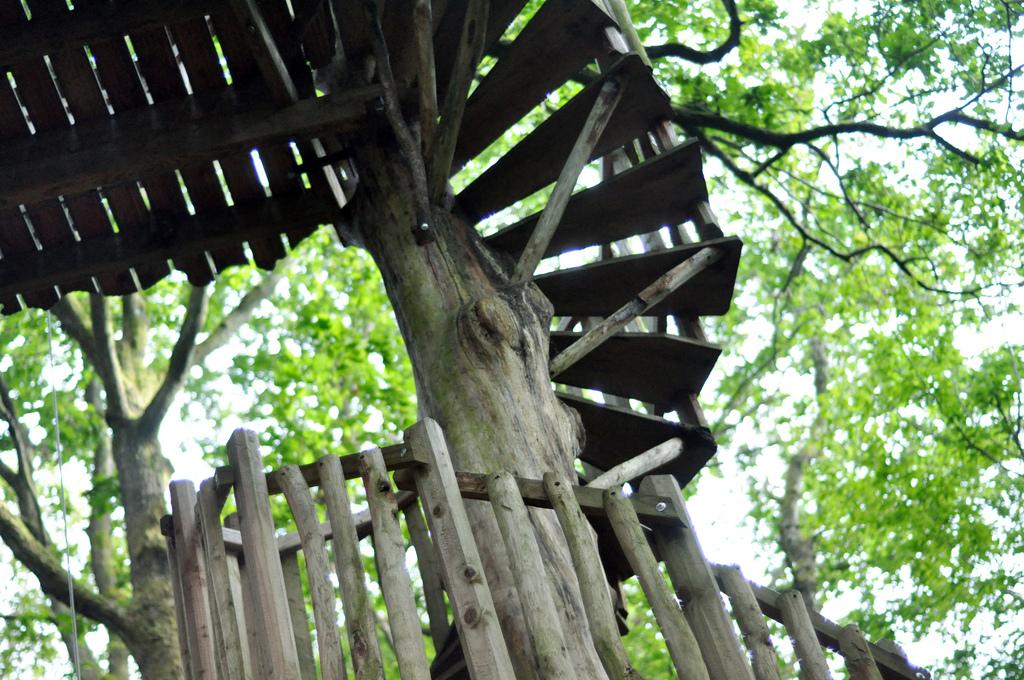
[655,502,667,512]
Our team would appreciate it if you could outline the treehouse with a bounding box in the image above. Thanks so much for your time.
[0,0,931,678]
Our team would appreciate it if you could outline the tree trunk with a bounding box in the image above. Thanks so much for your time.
[354,144,607,678]
[110,421,183,679]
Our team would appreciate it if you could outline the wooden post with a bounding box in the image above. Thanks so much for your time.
[714,565,782,680]
[361,447,431,680]
[196,479,250,679]
[404,419,516,679]
[778,589,832,680]
[603,487,710,680]
[543,473,640,680]
[225,513,266,678]
[318,454,387,680]
[515,78,625,282]
[280,552,318,680]
[587,439,683,489]
[487,471,575,678]
[169,480,218,679]
[276,464,348,679]
[164,529,195,680]
[403,499,450,652]
[839,625,884,680]
[225,428,302,679]
[640,476,754,680]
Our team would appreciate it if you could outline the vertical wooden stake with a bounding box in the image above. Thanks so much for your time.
[225,428,302,679]
[714,565,782,680]
[280,552,318,680]
[164,526,195,680]
[838,624,884,680]
[640,476,754,680]
[403,499,450,652]
[778,589,832,680]
[405,419,516,679]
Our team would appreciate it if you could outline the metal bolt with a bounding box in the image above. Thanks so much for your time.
[418,223,429,231]
[655,502,667,512]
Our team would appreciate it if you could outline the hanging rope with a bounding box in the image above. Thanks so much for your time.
[45,311,83,680]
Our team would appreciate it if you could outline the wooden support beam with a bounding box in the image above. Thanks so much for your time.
[0,0,219,69]
[227,0,299,104]
[514,78,624,282]
[0,83,384,210]
[714,565,782,680]
[0,192,338,303]
[779,589,833,680]
[586,438,684,489]
[549,246,724,377]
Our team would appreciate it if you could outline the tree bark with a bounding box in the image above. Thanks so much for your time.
[353,143,606,678]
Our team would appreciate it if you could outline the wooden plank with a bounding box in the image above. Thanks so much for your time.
[275,464,347,680]
[164,531,196,680]
[486,139,707,257]
[457,55,671,221]
[0,83,384,210]
[515,79,624,282]
[533,238,742,319]
[714,565,782,680]
[225,513,268,678]
[542,473,639,680]
[587,439,684,490]
[169,481,219,679]
[559,392,715,483]
[452,0,615,168]
[550,331,722,407]
[404,419,516,679]
[640,476,754,680]
[196,479,250,679]
[778,589,833,680]
[0,192,339,303]
[486,472,574,678]
[0,0,218,68]
[318,454,386,680]
[603,487,710,680]
[280,552,318,680]
[225,429,302,678]
[403,501,449,653]
[840,625,884,680]
[214,443,413,495]
[360,447,431,680]
[227,0,299,104]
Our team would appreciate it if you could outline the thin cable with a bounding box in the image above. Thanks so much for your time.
[45,311,83,680]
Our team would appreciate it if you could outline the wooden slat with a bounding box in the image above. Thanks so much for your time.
[557,392,716,484]
[275,464,347,680]
[225,513,268,678]
[714,565,782,680]
[778,589,833,680]
[404,501,450,653]
[225,429,302,678]
[549,331,722,406]
[640,476,754,680]
[318,454,387,680]
[0,192,339,303]
[280,552,319,680]
[196,479,250,679]
[457,55,671,221]
[404,419,516,679]
[542,473,639,680]
[486,138,707,257]
[165,531,196,680]
[0,0,218,68]
[487,471,575,678]
[452,0,614,168]
[603,487,710,680]
[169,480,219,679]
[0,83,384,210]
[361,447,431,680]
[534,238,742,318]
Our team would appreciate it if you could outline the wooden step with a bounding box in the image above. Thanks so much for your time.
[534,237,743,318]
[550,331,721,407]
[452,0,615,169]
[434,0,530,99]
[457,55,671,221]
[486,140,707,256]
[557,392,715,486]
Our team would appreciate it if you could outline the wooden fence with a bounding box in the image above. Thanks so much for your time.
[162,418,931,679]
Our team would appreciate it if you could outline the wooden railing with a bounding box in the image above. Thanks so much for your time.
[163,419,930,679]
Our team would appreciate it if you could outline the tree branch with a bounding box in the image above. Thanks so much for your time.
[644,0,741,64]
[88,294,129,420]
[0,499,132,642]
[50,297,98,368]
[139,286,209,432]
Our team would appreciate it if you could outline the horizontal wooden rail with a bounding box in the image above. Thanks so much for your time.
[396,470,684,525]
[0,82,386,210]
[712,565,931,680]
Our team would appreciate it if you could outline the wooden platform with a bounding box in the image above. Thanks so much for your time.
[534,237,742,317]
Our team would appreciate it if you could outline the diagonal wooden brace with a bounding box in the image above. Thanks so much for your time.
[514,78,625,283]
[549,246,724,377]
